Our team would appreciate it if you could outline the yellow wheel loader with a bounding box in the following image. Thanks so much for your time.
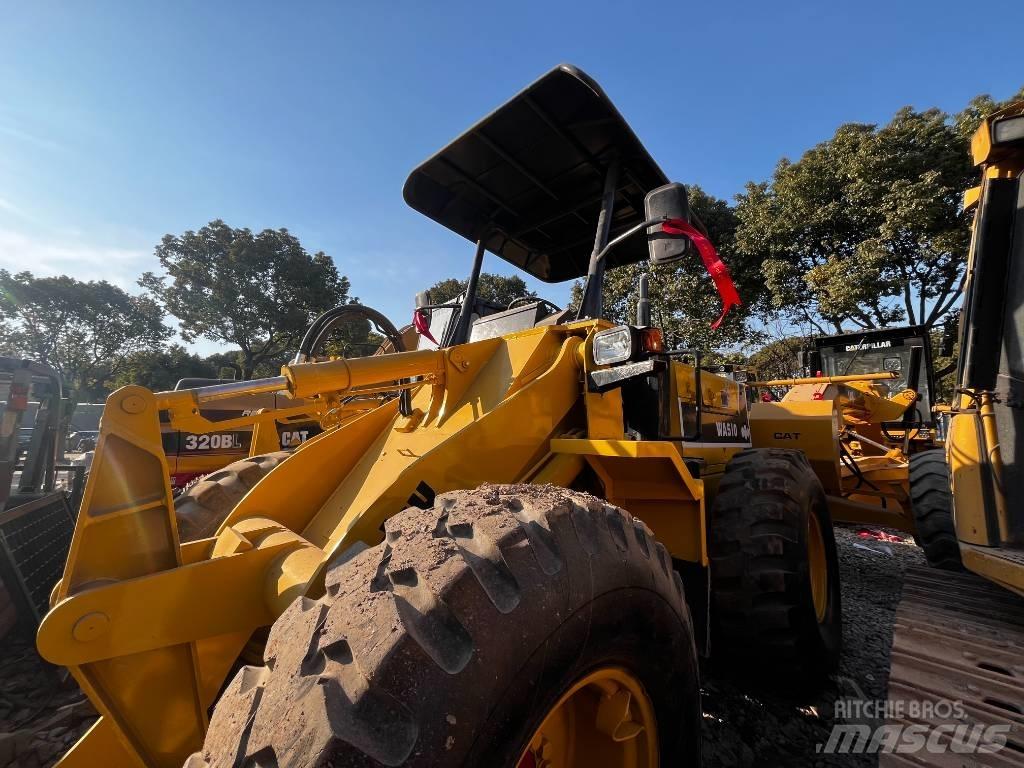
[38,65,841,768]
[879,102,1024,763]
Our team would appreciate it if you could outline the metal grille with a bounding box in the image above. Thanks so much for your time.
[883,567,1024,765]
[0,492,74,624]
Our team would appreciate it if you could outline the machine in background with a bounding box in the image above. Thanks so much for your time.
[881,101,1024,764]
[0,358,85,640]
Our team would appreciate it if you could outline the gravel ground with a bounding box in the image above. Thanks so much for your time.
[0,524,924,768]
[701,525,926,768]
[0,634,95,768]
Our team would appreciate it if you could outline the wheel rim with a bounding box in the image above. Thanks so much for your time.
[807,512,828,622]
[517,667,658,768]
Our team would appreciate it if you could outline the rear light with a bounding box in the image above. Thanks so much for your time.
[639,328,664,353]
[592,325,666,365]
[9,383,28,411]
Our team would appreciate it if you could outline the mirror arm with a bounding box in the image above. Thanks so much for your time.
[593,216,668,268]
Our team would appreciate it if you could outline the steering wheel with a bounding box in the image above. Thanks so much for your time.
[297,304,413,415]
[881,406,924,443]
[507,296,562,314]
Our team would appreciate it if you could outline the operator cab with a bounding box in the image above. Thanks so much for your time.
[403,64,747,452]
[412,292,567,351]
[808,326,936,426]
[404,64,673,346]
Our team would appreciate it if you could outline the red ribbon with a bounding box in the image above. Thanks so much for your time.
[662,218,741,329]
[413,308,437,343]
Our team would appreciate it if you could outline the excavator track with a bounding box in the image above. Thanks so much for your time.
[883,567,1024,766]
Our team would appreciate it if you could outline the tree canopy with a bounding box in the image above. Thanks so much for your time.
[0,270,172,397]
[734,110,975,333]
[746,337,804,381]
[141,220,356,379]
[109,345,218,392]
[425,273,534,308]
[4,87,1022,396]
[734,87,1024,335]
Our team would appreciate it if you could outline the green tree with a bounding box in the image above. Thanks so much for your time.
[141,220,356,379]
[109,345,218,392]
[928,309,961,403]
[0,270,172,396]
[746,337,805,381]
[426,273,535,308]
[570,186,765,351]
[200,350,245,381]
[735,88,1023,335]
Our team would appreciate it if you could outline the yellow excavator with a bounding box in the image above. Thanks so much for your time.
[38,64,844,768]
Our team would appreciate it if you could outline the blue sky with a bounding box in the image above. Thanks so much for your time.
[1,1,1021,354]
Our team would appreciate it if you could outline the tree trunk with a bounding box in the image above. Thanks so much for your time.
[240,352,255,380]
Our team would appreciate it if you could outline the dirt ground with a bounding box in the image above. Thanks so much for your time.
[701,525,926,768]
[0,525,923,768]
[0,636,95,768]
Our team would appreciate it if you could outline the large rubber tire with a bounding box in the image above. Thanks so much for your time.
[909,449,963,571]
[187,484,701,767]
[174,452,290,542]
[709,448,842,684]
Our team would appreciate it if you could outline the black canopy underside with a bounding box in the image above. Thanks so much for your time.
[403,64,670,283]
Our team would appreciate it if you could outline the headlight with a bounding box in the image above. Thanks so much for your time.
[993,115,1024,145]
[592,326,634,365]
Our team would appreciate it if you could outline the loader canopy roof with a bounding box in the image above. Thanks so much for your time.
[403,64,669,283]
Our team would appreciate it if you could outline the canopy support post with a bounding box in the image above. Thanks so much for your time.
[448,238,487,346]
[578,156,620,320]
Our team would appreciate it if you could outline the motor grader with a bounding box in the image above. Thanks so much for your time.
[745,325,960,567]
[39,65,843,768]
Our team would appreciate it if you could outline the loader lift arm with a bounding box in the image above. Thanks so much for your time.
[39,348,450,767]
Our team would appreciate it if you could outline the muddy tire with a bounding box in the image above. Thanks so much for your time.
[174,452,290,542]
[709,448,841,684]
[909,449,962,571]
[187,484,701,767]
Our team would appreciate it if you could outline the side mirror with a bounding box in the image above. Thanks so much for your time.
[645,182,692,266]
[415,291,430,309]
